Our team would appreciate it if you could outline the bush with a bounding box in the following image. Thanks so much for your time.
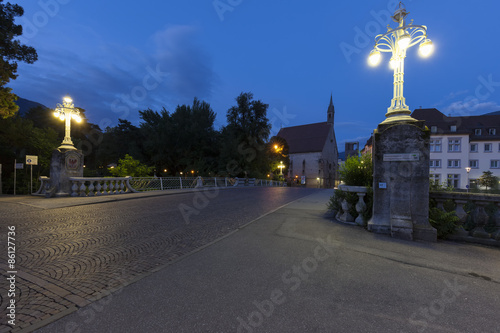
[339,153,373,187]
[109,154,153,177]
[429,207,459,239]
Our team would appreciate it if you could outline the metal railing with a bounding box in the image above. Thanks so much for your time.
[129,177,285,191]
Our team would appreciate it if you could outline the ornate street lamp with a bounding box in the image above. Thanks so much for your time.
[465,167,471,192]
[53,96,82,150]
[368,2,434,123]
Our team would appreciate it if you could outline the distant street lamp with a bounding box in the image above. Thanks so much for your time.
[465,167,471,192]
[368,2,434,124]
[53,96,82,150]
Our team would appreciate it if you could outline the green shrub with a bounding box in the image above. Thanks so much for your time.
[429,207,459,239]
[339,153,373,187]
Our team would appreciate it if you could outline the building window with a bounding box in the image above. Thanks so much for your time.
[429,160,441,168]
[450,125,457,132]
[485,143,493,152]
[448,138,461,152]
[469,160,479,168]
[491,160,500,169]
[430,139,442,152]
[430,174,440,185]
[447,160,460,168]
[447,174,460,188]
[470,143,478,152]
[431,126,437,133]
[475,128,482,135]
[489,128,496,135]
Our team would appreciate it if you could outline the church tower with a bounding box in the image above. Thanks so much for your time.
[327,93,335,125]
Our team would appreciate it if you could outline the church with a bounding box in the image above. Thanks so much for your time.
[277,96,338,188]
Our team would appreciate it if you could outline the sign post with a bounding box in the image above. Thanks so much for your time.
[26,155,38,194]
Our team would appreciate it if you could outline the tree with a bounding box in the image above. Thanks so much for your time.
[220,92,271,177]
[138,98,219,176]
[108,154,152,177]
[478,171,498,191]
[0,1,38,118]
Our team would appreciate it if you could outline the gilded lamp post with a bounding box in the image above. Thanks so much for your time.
[53,96,82,150]
[368,2,434,123]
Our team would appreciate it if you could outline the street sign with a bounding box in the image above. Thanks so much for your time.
[15,163,24,169]
[26,155,38,165]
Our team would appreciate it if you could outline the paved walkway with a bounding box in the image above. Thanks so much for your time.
[27,190,500,333]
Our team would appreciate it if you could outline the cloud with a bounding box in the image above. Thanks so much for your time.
[442,98,500,116]
[152,25,215,101]
[9,24,216,127]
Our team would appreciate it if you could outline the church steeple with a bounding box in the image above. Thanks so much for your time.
[327,93,335,125]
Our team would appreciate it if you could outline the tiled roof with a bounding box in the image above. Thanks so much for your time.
[412,108,500,141]
[277,122,331,153]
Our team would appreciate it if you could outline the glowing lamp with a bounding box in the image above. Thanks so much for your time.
[419,38,434,57]
[368,49,381,66]
[398,33,411,49]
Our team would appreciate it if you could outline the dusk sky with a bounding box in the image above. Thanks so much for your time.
[9,0,500,152]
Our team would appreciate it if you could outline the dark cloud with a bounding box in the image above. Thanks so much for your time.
[9,25,216,127]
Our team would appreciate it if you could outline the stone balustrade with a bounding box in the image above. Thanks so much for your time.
[430,191,500,245]
[335,185,369,226]
[68,177,138,197]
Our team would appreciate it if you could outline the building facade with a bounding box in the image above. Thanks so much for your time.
[412,108,500,189]
[277,96,338,188]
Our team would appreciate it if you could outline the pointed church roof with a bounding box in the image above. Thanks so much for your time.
[328,93,334,112]
[277,122,332,154]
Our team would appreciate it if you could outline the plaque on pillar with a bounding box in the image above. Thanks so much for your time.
[47,149,84,197]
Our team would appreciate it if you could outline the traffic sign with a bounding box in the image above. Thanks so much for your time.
[26,155,38,165]
[15,163,24,169]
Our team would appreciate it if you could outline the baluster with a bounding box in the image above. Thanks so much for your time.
[472,201,490,238]
[493,203,500,241]
[71,180,79,197]
[88,181,95,196]
[340,198,354,222]
[453,199,469,236]
[435,198,446,211]
[96,181,102,196]
[119,180,125,194]
[109,180,115,194]
[79,181,86,197]
[355,192,366,226]
[102,181,109,195]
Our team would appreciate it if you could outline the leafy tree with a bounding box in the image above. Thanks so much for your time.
[0,116,59,193]
[138,98,218,176]
[0,1,38,118]
[220,92,271,177]
[108,154,152,177]
[478,171,498,190]
[96,118,145,170]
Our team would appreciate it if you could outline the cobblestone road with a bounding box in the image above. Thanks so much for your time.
[0,187,320,332]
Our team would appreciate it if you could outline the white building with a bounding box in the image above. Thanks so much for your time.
[413,108,500,189]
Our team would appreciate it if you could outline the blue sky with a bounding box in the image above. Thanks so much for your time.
[9,0,500,152]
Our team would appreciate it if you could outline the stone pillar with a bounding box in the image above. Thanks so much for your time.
[367,120,437,242]
[47,148,84,197]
